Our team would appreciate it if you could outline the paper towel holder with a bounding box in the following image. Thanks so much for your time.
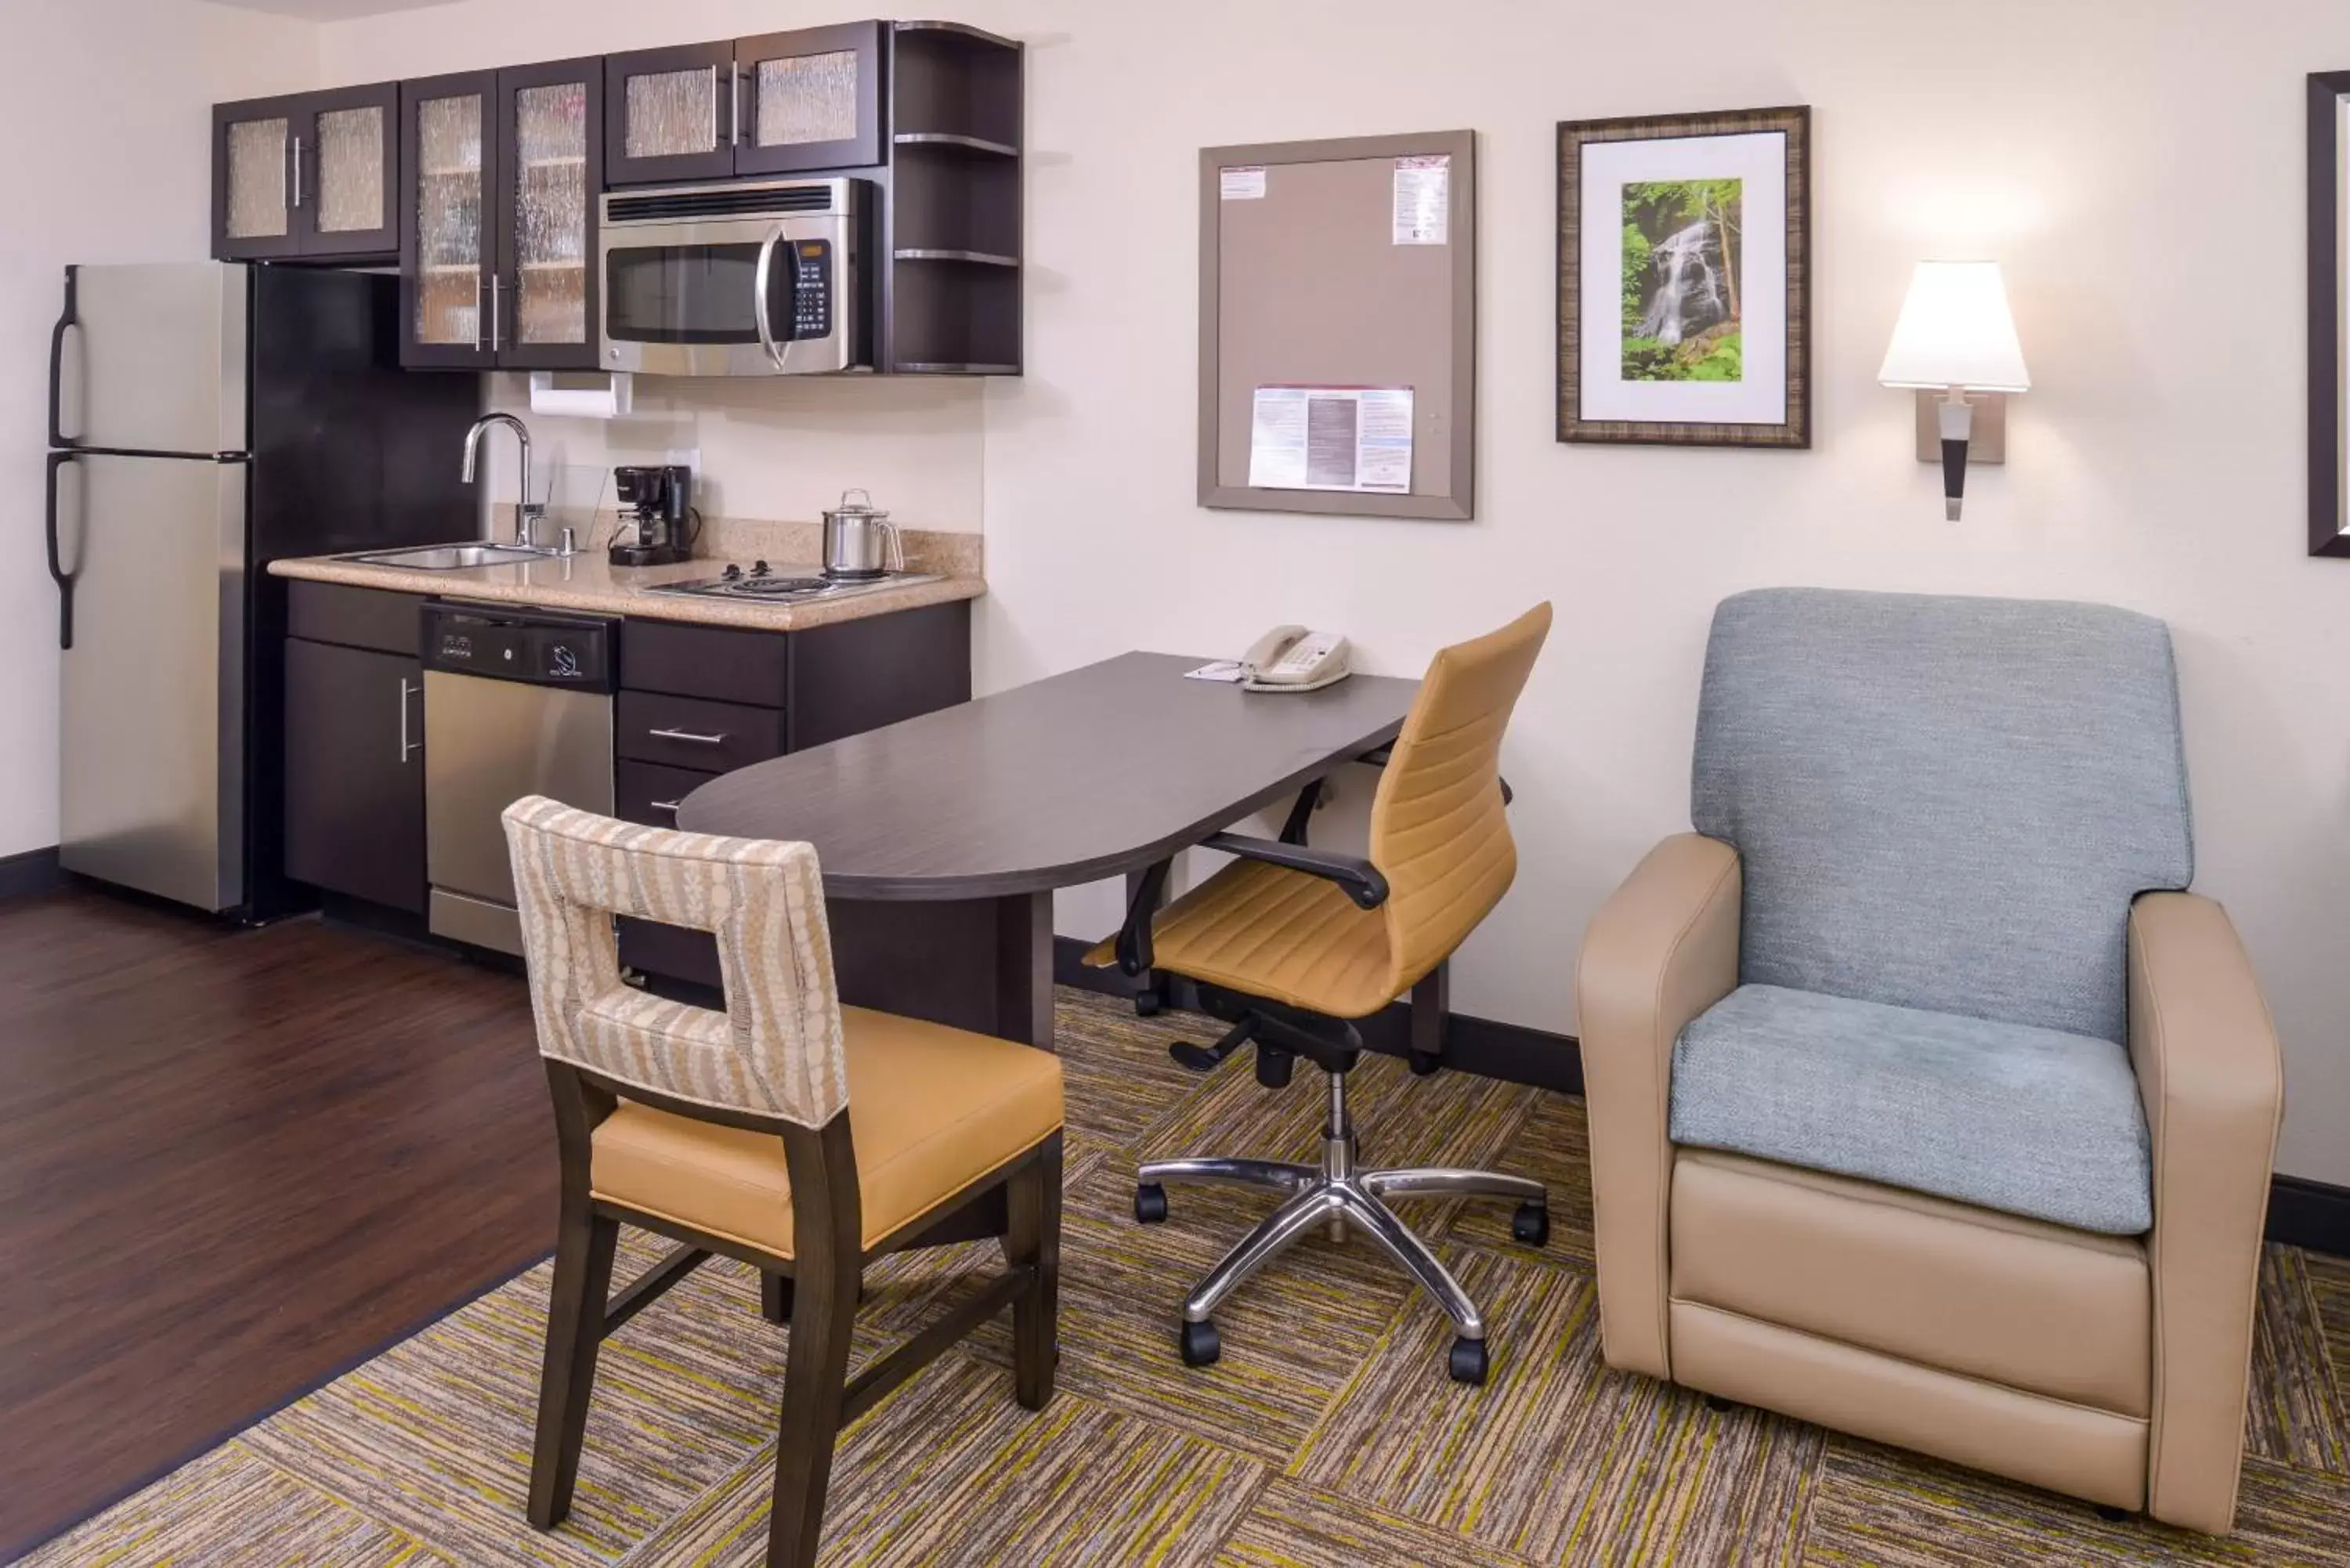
[528,371,634,420]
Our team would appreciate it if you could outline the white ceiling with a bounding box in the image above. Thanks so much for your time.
[201,0,457,18]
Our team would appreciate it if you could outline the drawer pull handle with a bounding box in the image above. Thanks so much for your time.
[648,727,728,745]
[648,799,682,813]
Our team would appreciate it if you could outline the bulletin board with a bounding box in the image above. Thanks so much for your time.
[1198,130,1477,520]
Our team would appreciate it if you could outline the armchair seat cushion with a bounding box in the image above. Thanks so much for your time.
[1671,984,2152,1234]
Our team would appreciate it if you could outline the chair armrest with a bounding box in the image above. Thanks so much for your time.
[1576,833,1742,1379]
[2128,891,2285,1534]
[1202,832,1390,909]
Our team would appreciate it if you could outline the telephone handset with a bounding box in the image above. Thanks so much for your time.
[1239,624,1353,692]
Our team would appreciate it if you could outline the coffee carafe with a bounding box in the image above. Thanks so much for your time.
[609,464,692,567]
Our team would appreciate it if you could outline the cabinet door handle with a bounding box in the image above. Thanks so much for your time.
[647,799,682,814]
[648,727,726,745]
[291,133,304,209]
[488,274,501,354]
[399,680,421,762]
[726,63,740,147]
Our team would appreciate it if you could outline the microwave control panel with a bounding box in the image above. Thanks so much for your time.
[790,240,833,341]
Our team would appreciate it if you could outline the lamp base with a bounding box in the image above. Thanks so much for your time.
[1914,391,2006,463]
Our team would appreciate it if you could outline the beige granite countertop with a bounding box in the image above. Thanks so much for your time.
[269,522,984,632]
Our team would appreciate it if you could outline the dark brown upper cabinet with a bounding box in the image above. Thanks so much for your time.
[213,84,400,262]
[400,58,604,370]
[605,22,885,186]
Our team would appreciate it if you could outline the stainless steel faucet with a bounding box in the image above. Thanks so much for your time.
[461,412,556,552]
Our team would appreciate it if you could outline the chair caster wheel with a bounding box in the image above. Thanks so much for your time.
[1133,1183,1169,1224]
[1448,1336,1488,1386]
[1133,989,1162,1017]
[1180,1317,1220,1367]
[1511,1201,1549,1248]
[1407,1049,1442,1077]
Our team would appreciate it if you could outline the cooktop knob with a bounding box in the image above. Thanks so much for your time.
[752,559,771,576]
[721,562,742,580]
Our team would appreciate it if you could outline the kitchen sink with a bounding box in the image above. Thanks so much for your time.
[344,543,547,570]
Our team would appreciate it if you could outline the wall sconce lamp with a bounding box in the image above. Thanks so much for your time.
[1878,261,2030,519]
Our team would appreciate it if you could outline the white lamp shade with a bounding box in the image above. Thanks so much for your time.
[1878,261,2031,393]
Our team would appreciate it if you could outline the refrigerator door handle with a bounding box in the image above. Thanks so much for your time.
[45,451,82,651]
[49,265,81,450]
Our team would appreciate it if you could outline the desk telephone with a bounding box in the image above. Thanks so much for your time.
[1240,625,1353,692]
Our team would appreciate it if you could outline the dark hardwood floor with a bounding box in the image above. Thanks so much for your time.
[0,886,554,1563]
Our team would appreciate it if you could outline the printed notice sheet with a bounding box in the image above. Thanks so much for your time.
[1248,386,1415,493]
[1392,155,1449,244]
[1220,165,1267,200]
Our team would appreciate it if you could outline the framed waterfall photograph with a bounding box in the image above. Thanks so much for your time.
[1557,105,1811,446]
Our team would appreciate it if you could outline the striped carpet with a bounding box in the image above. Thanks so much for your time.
[27,988,2350,1566]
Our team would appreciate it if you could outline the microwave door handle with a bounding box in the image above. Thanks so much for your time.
[752,222,789,369]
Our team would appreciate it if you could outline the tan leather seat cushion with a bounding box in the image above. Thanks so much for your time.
[1672,1149,2151,1417]
[1085,858,1396,1019]
[591,1006,1064,1257]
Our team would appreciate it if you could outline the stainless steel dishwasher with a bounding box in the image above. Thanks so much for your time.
[421,602,615,955]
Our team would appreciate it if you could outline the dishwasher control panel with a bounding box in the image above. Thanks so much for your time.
[421,604,616,691]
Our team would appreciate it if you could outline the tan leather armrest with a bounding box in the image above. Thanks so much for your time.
[2128,891,2284,1534]
[1576,833,1741,1379]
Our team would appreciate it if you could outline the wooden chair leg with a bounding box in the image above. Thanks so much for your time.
[761,1271,794,1326]
[1005,1133,1064,1411]
[528,1201,620,1530]
[765,1248,860,1568]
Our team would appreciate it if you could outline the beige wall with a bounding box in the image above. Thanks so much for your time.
[313,0,2350,1186]
[0,1,317,861]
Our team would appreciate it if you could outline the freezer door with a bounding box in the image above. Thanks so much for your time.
[54,263,248,455]
[57,453,249,912]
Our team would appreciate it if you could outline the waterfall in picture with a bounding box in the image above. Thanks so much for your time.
[1620,177,1743,383]
[1637,221,1723,348]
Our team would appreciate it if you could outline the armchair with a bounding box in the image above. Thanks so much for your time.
[1578,588,2283,1532]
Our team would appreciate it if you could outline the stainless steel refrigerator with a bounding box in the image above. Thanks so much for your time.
[44,263,479,919]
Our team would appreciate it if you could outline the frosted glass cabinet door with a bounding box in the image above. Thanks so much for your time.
[314,105,388,237]
[214,97,301,260]
[602,41,740,185]
[496,57,604,369]
[736,22,884,175]
[400,71,495,368]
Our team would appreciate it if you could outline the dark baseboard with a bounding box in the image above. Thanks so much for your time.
[2268,1175,2350,1257]
[1056,937,2348,1259]
[0,845,63,901]
[1052,935,1582,1094]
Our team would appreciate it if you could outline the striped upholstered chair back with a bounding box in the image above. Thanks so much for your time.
[500,794,850,1128]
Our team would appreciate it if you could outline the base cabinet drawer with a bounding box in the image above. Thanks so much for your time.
[616,690,785,774]
[616,757,718,829]
[616,757,724,989]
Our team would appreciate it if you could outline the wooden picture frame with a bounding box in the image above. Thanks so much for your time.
[1198,131,1477,520]
[1557,105,1810,448]
[2310,71,2350,556]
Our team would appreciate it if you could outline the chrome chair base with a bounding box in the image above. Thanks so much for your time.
[1134,1068,1547,1386]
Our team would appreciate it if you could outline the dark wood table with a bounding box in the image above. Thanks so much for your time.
[678,652,1419,1047]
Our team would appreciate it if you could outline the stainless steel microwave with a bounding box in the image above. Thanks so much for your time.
[598,178,869,376]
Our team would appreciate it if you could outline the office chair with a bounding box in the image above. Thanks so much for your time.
[1094,604,1552,1384]
[502,797,1065,1568]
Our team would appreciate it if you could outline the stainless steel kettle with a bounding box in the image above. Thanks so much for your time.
[821,489,903,580]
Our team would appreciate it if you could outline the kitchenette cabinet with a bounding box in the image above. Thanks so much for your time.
[401,58,604,370]
[211,20,1023,376]
[213,85,400,262]
[279,577,971,985]
[603,22,885,186]
[284,584,428,914]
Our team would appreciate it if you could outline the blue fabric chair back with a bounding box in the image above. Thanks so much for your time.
[1691,587,2193,1043]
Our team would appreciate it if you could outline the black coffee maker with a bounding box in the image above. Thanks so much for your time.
[609,464,692,567]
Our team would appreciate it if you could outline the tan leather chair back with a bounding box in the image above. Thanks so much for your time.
[1370,603,1552,988]
[502,795,851,1128]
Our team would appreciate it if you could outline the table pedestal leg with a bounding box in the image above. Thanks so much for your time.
[826,891,1055,1050]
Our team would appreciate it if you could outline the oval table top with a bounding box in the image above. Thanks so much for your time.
[678,652,1420,899]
